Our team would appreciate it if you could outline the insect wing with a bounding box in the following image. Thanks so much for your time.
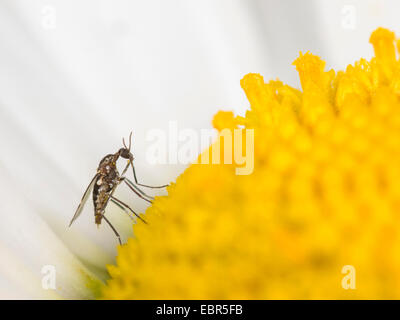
[69,174,99,227]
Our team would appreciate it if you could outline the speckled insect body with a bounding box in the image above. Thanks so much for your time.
[69,133,168,245]
[93,154,120,225]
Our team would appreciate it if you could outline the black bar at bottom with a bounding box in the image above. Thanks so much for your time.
[0,300,394,318]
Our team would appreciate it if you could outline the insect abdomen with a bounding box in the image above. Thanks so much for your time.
[95,213,102,225]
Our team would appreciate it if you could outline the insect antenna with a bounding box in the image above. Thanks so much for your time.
[122,132,133,152]
[122,137,128,149]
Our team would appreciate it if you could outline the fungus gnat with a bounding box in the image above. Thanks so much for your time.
[69,132,167,245]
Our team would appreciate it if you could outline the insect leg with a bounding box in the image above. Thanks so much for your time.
[110,195,147,224]
[120,160,130,178]
[109,198,130,218]
[124,177,154,200]
[110,197,137,221]
[122,178,153,204]
[130,161,168,188]
[101,215,122,245]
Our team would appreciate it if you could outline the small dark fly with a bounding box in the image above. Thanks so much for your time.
[69,132,167,245]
